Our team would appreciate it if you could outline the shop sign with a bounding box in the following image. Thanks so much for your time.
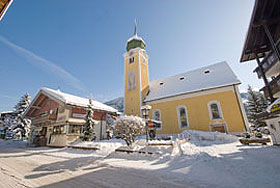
[72,113,86,118]
[271,103,280,113]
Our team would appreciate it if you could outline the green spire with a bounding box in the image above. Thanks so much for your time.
[126,19,146,52]
[134,19,137,36]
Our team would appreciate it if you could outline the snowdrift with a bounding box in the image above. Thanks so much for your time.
[180,130,238,143]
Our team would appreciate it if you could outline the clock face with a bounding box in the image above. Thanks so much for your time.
[128,70,136,91]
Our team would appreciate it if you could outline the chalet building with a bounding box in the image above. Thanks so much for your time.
[0,0,13,21]
[240,0,280,144]
[23,88,118,147]
[124,23,249,135]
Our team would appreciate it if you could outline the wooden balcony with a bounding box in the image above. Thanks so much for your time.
[33,110,58,123]
[255,51,279,78]
[260,74,280,99]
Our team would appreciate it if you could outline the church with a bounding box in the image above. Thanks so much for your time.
[124,23,249,135]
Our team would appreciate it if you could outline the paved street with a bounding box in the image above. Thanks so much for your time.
[0,141,186,188]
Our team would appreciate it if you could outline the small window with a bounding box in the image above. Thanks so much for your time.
[179,76,185,80]
[53,125,65,134]
[177,106,189,129]
[208,101,223,120]
[68,125,82,134]
[152,110,162,129]
[129,57,134,64]
[204,70,210,74]
[159,82,164,85]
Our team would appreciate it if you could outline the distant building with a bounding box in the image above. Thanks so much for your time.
[0,111,17,128]
[0,0,13,21]
[240,0,280,144]
[23,88,118,147]
[124,22,248,135]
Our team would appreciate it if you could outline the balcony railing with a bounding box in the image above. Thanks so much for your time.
[260,74,280,99]
[33,110,58,122]
[255,51,278,78]
[255,38,280,79]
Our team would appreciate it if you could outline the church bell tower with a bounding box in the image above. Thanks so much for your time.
[124,20,149,116]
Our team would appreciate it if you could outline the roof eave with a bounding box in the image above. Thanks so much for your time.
[144,82,241,103]
[240,0,259,63]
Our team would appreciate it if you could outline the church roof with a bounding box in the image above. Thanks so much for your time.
[144,61,241,102]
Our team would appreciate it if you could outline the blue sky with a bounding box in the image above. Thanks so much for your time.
[0,0,261,112]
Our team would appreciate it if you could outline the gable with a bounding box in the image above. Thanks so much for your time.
[25,93,60,118]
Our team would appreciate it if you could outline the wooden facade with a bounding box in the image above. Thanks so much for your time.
[24,88,116,147]
[0,0,12,21]
[240,0,280,101]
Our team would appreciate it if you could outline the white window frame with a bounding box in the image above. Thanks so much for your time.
[208,100,223,120]
[152,109,162,130]
[176,105,189,129]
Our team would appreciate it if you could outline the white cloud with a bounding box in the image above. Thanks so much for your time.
[0,36,86,92]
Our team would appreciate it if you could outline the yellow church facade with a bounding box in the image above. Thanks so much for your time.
[124,24,248,135]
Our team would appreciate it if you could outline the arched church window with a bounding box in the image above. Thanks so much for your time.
[208,101,223,120]
[177,105,189,129]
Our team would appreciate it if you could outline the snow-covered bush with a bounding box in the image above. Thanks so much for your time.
[113,115,145,146]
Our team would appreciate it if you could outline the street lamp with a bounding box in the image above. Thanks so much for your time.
[141,105,152,142]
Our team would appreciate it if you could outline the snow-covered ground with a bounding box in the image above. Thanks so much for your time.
[1,131,280,188]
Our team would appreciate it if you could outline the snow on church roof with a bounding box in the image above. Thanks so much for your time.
[144,61,241,102]
[41,88,118,113]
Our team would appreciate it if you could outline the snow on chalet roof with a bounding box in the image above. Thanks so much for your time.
[41,88,118,113]
[144,61,241,102]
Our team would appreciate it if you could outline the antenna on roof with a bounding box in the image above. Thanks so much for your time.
[57,86,61,92]
[134,18,137,36]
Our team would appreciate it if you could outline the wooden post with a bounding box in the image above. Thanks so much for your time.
[255,54,275,102]
[263,22,280,64]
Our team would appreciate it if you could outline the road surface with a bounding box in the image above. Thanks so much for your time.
[0,140,187,188]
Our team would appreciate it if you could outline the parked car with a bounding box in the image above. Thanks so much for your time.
[5,132,13,140]
[0,129,5,139]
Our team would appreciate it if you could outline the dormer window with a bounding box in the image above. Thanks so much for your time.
[179,76,185,80]
[129,57,134,64]
[204,70,210,74]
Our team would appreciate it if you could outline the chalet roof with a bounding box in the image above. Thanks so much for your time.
[240,0,280,62]
[23,88,118,117]
[0,0,13,21]
[40,88,118,113]
[144,61,240,102]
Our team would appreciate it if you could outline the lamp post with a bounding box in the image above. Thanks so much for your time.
[141,105,151,142]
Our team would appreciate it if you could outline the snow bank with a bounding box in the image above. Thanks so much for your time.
[170,130,240,158]
[70,139,126,156]
[180,130,238,143]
